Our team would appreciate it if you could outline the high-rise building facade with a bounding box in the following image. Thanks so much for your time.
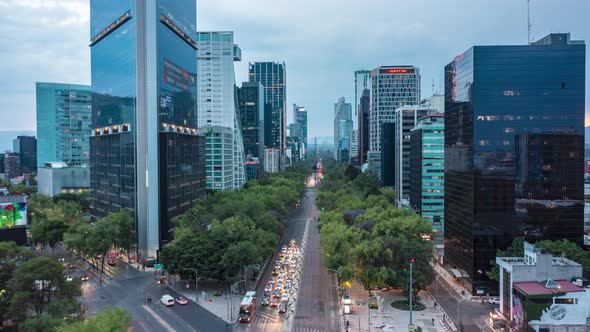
[444,33,585,293]
[3,154,20,181]
[36,82,91,168]
[334,97,352,161]
[293,104,307,159]
[394,106,431,205]
[380,123,395,187]
[350,130,359,165]
[264,148,280,173]
[358,89,371,165]
[197,127,234,190]
[410,114,445,249]
[90,0,205,258]
[196,31,246,190]
[249,62,286,169]
[369,66,420,152]
[12,136,37,174]
[238,81,265,161]
[354,70,371,129]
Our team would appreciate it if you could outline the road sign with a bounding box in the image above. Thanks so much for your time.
[154,264,163,271]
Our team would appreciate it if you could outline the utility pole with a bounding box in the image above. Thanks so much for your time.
[409,258,415,331]
[183,268,200,302]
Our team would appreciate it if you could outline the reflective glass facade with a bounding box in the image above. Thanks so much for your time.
[444,34,585,293]
[90,0,200,257]
[381,122,395,187]
[238,82,265,160]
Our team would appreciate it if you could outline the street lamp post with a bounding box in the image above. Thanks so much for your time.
[183,268,201,303]
[409,258,415,330]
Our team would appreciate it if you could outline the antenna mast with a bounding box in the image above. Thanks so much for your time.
[527,0,532,44]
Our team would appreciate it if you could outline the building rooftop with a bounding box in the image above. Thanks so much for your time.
[514,279,584,296]
[497,256,581,267]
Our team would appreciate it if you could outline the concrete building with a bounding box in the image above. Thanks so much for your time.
[393,106,432,206]
[369,66,420,153]
[3,153,20,181]
[249,62,287,169]
[36,82,91,168]
[90,1,205,257]
[496,242,586,331]
[410,114,445,250]
[350,130,359,165]
[38,162,90,197]
[264,148,280,173]
[12,136,36,174]
[196,31,246,190]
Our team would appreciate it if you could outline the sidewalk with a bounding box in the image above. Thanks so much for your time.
[431,263,472,301]
[341,282,452,332]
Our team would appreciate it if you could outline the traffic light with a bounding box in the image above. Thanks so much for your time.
[410,257,415,264]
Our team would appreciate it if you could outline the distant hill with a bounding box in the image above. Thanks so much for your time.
[0,130,35,152]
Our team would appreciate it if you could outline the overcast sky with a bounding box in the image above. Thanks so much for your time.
[0,0,588,137]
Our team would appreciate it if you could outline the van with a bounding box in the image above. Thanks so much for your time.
[160,295,174,306]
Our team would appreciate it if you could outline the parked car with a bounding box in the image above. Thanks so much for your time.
[488,297,500,305]
[161,295,174,306]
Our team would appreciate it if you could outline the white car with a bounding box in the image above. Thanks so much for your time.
[161,295,175,306]
[281,293,289,302]
[488,297,500,305]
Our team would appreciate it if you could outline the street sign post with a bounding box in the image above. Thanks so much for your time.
[154,264,163,271]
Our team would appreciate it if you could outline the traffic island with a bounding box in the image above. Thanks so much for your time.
[391,300,426,311]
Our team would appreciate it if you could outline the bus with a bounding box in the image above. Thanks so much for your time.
[239,291,257,323]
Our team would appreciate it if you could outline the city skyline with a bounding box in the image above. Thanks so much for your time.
[1,0,589,137]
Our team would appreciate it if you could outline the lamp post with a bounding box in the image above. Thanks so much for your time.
[409,258,415,331]
[183,268,201,303]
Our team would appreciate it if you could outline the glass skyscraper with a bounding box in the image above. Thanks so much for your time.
[90,0,205,258]
[36,82,91,168]
[249,62,286,169]
[444,33,585,293]
[238,81,265,160]
[410,114,445,249]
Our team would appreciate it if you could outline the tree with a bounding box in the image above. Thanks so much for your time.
[109,209,135,262]
[9,257,80,321]
[20,314,64,332]
[0,242,32,326]
[58,306,131,332]
[87,218,117,284]
[31,216,69,252]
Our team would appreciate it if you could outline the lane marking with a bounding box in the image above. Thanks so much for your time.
[142,305,176,332]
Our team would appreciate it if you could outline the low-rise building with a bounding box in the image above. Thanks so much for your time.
[496,242,588,331]
[38,162,90,197]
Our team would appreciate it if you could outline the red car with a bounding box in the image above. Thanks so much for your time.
[176,297,188,305]
[270,297,281,307]
[107,259,117,266]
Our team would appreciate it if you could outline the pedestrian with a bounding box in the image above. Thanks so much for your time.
[432,318,435,325]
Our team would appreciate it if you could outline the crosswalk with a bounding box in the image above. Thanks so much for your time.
[293,327,329,332]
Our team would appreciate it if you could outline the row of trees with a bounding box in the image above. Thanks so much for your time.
[161,161,311,281]
[317,161,434,298]
[0,242,130,331]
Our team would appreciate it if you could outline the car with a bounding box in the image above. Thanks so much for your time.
[287,273,294,280]
[272,268,279,276]
[261,297,270,306]
[263,290,271,298]
[488,297,500,305]
[277,277,284,284]
[67,263,77,269]
[278,251,285,257]
[176,296,188,305]
[289,266,296,274]
[290,239,296,246]
[295,201,301,208]
[265,284,273,292]
[65,275,73,282]
[274,283,282,292]
[278,301,287,313]
[80,274,90,281]
[268,277,276,284]
[281,293,289,302]
[270,297,281,307]
[272,290,281,298]
[107,259,117,266]
[161,295,174,306]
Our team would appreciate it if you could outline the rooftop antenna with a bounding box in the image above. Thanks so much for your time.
[527,0,532,44]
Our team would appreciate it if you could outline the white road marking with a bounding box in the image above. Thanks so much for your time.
[142,305,176,332]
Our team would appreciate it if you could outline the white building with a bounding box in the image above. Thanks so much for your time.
[350,130,359,163]
[38,162,90,197]
[496,242,587,331]
[196,31,246,190]
[197,127,234,191]
[369,66,420,153]
[264,148,280,173]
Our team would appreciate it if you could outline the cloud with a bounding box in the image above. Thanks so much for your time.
[0,0,588,136]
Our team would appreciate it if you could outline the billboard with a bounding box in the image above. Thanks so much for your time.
[0,202,27,228]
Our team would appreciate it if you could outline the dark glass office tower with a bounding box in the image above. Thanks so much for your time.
[249,62,286,169]
[444,33,585,293]
[90,0,204,257]
[238,81,265,160]
[381,123,395,187]
[12,136,37,174]
[358,89,370,165]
